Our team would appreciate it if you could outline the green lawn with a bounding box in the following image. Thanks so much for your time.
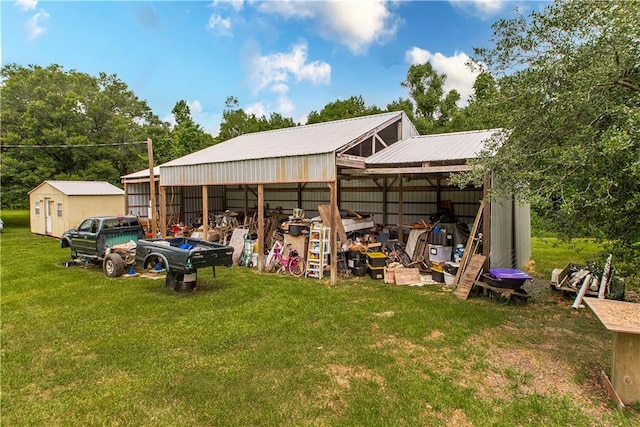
[529,237,604,279]
[1,211,637,426]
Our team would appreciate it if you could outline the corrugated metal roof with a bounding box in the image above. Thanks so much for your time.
[36,180,124,195]
[366,129,502,165]
[121,166,159,179]
[162,111,407,167]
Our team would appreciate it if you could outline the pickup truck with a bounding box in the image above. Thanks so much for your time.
[135,237,233,289]
[60,215,146,277]
[61,216,234,288]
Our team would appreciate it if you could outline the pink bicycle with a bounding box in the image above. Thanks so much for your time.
[266,241,306,277]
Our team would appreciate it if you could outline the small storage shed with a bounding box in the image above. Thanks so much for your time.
[28,180,125,238]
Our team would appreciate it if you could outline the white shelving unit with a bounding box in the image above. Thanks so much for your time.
[306,224,330,279]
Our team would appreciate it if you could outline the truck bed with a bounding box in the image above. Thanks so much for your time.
[136,237,234,273]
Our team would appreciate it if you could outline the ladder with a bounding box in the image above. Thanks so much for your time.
[306,224,330,278]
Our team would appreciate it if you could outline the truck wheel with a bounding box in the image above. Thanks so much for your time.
[104,253,125,277]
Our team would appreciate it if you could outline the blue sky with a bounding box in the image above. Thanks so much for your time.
[3,1,543,135]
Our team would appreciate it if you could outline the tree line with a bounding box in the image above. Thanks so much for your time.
[1,0,638,275]
[0,58,496,210]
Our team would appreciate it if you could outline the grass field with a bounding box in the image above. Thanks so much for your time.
[1,210,638,426]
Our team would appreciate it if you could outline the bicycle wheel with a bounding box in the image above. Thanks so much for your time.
[288,256,306,277]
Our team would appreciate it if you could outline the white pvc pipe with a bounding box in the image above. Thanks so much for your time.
[572,274,592,309]
[598,254,613,299]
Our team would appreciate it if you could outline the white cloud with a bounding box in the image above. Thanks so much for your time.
[25,9,49,41]
[15,0,37,12]
[276,95,295,115]
[211,0,244,13]
[245,102,266,118]
[206,13,232,36]
[250,42,331,95]
[258,0,400,55]
[189,100,203,115]
[245,96,294,119]
[449,0,507,19]
[405,47,481,106]
[270,83,289,95]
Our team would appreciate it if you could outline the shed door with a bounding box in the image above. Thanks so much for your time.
[44,198,53,235]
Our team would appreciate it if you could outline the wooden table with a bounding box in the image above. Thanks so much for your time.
[584,297,640,406]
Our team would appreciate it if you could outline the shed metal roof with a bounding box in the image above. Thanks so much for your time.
[121,166,159,179]
[29,180,124,196]
[162,111,408,168]
[366,129,502,165]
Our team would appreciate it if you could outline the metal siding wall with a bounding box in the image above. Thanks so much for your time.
[338,177,482,225]
[490,197,514,269]
[514,201,532,268]
[161,153,336,185]
[224,183,330,218]
[126,183,150,217]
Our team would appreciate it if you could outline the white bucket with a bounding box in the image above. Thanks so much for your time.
[444,271,455,286]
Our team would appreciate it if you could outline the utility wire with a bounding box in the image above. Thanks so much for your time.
[0,140,149,148]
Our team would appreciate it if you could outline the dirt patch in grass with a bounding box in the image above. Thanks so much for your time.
[368,317,634,424]
[460,326,616,422]
[325,364,386,389]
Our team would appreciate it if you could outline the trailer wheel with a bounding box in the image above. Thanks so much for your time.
[104,253,125,277]
[165,271,184,289]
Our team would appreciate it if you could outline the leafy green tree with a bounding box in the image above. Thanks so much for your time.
[306,96,382,124]
[401,63,461,133]
[385,97,415,122]
[452,0,640,271]
[164,100,215,161]
[216,96,295,142]
[449,72,504,131]
[0,64,168,208]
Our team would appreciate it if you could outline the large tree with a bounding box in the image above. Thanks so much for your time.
[454,0,640,270]
[161,100,215,162]
[401,63,461,134]
[0,64,169,208]
[306,95,382,124]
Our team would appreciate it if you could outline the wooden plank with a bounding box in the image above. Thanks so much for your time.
[600,370,625,409]
[454,254,486,300]
[584,298,640,334]
[393,268,421,286]
[318,204,347,242]
[474,281,530,299]
[284,234,308,261]
[453,203,484,286]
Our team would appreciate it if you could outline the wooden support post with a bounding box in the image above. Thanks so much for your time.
[123,182,129,214]
[202,186,209,240]
[398,174,404,243]
[159,186,167,238]
[329,181,338,286]
[382,178,388,225]
[258,184,264,273]
[147,138,157,238]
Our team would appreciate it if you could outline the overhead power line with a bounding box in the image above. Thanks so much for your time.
[0,140,149,148]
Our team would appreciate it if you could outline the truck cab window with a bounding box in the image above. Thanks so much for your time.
[78,219,94,232]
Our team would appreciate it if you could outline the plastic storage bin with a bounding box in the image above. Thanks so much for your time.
[428,244,452,262]
[368,266,385,280]
[431,271,445,282]
[366,252,387,268]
